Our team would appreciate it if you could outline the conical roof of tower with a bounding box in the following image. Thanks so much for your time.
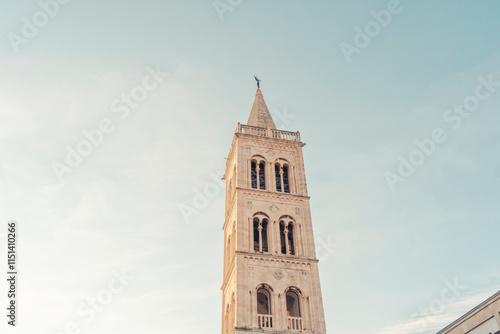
[246,89,277,129]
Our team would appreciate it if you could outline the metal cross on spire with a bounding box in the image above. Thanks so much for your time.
[254,76,261,89]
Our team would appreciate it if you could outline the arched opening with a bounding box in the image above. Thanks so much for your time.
[286,289,303,330]
[275,160,291,193]
[261,219,268,252]
[257,288,271,315]
[280,222,286,254]
[259,161,266,190]
[279,217,296,255]
[286,291,301,317]
[253,216,269,253]
[251,158,266,190]
[253,218,259,251]
[256,287,273,328]
[283,164,290,193]
[288,223,295,255]
[251,160,257,189]
[275,163,282,192]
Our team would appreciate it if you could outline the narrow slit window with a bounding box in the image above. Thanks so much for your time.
[283,165,290,193]
[261,219,268,252]
[275,164,282,192]
[251,161,257,189]
[259,161,266,190]
[280,222,286,254]
[288,224,295,255]
[253,218,260,251]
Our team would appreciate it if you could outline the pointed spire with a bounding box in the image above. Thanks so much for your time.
[247,88,276,129]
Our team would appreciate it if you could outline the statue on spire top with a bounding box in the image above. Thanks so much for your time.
[254,76,261,89]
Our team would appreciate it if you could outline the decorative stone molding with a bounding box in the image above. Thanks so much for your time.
[243,191,307,203]
[273,271,284,280]
[243,254,316,267]
[269,204,279,212]
[241,138,303,150]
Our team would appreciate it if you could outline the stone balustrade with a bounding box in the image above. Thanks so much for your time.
[237,123,301,142]
[288,316,303,330]
[257,314,273,329]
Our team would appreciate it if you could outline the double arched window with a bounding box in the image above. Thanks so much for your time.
[251,158,266,190]
[253,213,269,252]
[254,285,303,330]
[279,216,296,255]
[274,161,290,193]
[251,213,298,256]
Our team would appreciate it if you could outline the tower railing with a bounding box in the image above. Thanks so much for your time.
[257,314,273,329]
[237,123,301,142]
[288,316,303,330]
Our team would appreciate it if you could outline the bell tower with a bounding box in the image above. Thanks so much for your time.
[221,82,327,334]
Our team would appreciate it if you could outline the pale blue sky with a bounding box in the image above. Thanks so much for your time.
[1,1,500,333]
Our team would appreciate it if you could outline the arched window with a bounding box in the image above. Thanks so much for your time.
[256,286,273,328]
[286,289,303,330]
[275,161,290,193]
[286,291,301,317]
[286,287,304,331]
[257,288,271,315]
[251,161,257,189]
[283,165,289,193]
[259,161,266,190]
[279,216,295,255]
[253,214,269,252]
[275,163,282,192]
[251,158,266,190]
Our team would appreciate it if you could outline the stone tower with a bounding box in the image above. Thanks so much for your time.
[221,86,327,334]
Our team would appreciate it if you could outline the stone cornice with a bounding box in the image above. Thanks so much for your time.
[238,250,319,264]
[240,187,310,201]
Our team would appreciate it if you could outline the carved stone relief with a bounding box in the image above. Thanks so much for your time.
[269,204,279,213]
